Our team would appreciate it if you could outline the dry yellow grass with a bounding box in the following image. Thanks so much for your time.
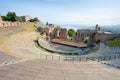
[34,40,47,51]
[21,24,37,31]
[0,37,4,44]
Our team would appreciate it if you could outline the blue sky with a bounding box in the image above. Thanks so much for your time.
[0,0,120,25]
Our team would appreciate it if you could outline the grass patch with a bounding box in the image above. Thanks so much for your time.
[21,24,37,31]
[34,40,46,51]
[0,37,4,44]
[88,45,99,54]
[108,37,120,47]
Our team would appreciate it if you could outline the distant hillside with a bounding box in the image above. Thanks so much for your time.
[101,25,120,33]
[60,24,120,33]
[60,25,95,31]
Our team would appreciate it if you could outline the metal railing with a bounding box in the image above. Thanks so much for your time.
[39,54,120,62]
[38,54,120,69]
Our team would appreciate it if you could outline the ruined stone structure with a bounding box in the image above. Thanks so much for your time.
[39,27,46,34]
[2,22,21,26]
[34,21,43,28]
[95,31,116,42]
[51,28,60,39]
[0,21,31,27]
[51,28,68,39]
[21,15,32,22]
[48,24,57,28]
[45,27,52,36]
[75,24,116,45]
[75,29,94,42]
[59,29,68,39]
[39,23,117,45]
[95,24,100,31]
[39,24,57,37]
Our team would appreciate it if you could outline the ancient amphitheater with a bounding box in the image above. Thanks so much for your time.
[0,24,120,80]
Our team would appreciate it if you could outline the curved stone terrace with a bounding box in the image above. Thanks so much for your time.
[38,38,91,55]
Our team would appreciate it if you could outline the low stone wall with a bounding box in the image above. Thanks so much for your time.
[0,21,32,27]
[38,38,91,55]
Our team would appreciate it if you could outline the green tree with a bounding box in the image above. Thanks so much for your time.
[6,12,17,22]
[29,19,34,22]
[68,29,76,37]
[1,16,7,21]
[34,18,39,22]
[46,22,48,25]
[1,12,24,22]
[15,16,23,22]
[29,18,39,22]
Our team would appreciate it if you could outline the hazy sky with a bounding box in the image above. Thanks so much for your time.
[0,0,120,25]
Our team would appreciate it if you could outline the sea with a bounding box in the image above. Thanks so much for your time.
[60,25,120,33]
